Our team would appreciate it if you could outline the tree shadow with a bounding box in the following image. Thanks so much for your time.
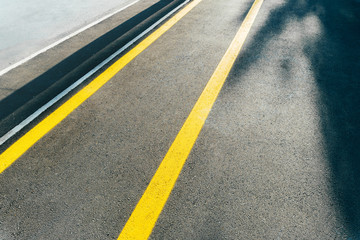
[310,0,360,236]
[0,0,186,138]
[227,0,360,236]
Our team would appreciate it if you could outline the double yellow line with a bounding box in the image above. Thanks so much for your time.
[0,0,263,238]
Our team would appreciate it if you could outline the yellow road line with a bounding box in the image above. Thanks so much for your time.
[0,0,202,174]
[117,0,264,239]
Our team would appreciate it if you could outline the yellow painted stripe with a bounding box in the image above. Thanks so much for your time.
[0,0,202,174]
[117,0,264,239]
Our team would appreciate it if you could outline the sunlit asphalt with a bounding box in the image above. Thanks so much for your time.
[0,0,359,239]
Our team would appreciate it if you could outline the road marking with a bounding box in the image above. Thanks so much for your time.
[117,0,264,239]
[0,0,191,147]
[0,0,193,173]
[0,0,141,77]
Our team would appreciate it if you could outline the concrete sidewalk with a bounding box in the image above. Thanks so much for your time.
[0,0,138,73]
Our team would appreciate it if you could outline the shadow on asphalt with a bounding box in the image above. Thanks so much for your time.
[0,0,186,141]
[227,0,360,236]
[1,0,359,236]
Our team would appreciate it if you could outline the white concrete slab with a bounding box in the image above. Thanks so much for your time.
[0,0,140,73]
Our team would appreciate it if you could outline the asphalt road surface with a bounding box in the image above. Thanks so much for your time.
[0,0,359,239]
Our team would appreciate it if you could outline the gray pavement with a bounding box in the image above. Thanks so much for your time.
[0,0,360,239]
[0,0,139,72]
